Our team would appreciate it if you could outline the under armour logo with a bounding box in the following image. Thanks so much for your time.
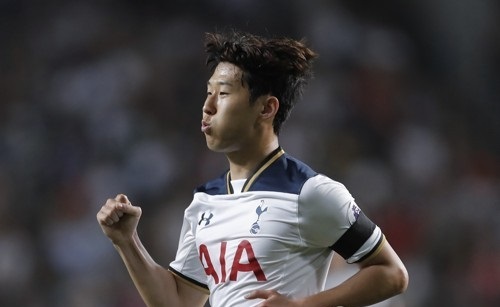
[198,211,214,226]
[250,200,268,234]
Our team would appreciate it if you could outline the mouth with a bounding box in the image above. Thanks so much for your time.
[201,120,211,133]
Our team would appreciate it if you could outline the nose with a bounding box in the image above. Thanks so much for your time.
[203,95,216,115]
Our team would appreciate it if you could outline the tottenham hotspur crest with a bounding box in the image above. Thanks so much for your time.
[250,200,268,234]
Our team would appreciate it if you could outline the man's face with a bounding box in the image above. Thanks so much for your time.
[201,62,262,153]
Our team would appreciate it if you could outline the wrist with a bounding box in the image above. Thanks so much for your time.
[112,231,139,248]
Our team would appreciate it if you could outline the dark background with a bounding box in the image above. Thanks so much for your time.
[1,0,499,306]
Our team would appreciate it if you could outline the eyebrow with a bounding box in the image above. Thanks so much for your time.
[207,80,234,87]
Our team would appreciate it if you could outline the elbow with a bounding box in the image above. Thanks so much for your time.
[392,264,409,295]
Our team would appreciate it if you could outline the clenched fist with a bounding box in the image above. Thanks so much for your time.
[96,194,142,245]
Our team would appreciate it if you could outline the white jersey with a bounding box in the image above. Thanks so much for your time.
[169,147,384,307]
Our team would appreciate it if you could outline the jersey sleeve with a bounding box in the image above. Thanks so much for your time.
[298,174,384,263]
[168,206,209,292]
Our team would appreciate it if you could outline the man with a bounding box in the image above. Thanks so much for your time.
[97,30,408,307]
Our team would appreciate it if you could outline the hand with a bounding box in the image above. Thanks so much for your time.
[96,194,142,245]
[245,290,304,307]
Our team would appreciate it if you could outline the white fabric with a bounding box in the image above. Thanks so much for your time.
[169,174,382,307]
[230,179,246,194]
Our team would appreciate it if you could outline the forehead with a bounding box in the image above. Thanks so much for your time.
[208,62,243,85]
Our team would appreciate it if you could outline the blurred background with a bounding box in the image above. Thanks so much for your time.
[1,0,499,306]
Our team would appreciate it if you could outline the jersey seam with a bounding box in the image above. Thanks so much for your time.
[296,174,320,247]
[296,192,306,246]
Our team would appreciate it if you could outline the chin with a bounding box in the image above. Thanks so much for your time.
[205,141,224,152]
[206,142,238,154]
[207,146,229,153]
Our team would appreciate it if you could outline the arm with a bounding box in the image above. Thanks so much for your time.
[97,194,209,307]
[246,239,408,307]
[303,239,408,306]
[247,176,408,306]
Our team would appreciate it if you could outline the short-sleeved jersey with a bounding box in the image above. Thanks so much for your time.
[169,147,384,307]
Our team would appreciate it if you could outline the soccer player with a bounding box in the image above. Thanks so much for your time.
[97,30,408,307]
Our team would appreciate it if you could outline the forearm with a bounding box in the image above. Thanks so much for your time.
[303,263,408,307]
[114,231,179,307]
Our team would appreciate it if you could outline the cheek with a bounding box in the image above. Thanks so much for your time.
[218,103,245,123]
[216,99,258,130]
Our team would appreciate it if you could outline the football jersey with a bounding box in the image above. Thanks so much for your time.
[169,147,384,307]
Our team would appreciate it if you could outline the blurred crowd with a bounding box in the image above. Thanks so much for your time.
[0,0,499,306]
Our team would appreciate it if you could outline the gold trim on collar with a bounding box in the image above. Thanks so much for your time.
[242,148,284,192]
[226,147,285,194]
[226,171,233,194]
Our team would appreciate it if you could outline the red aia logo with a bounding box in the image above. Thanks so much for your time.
[199,240,267,284]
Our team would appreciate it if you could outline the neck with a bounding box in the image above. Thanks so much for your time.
[226,137,279,180]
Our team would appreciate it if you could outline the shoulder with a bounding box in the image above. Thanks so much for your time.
[248,153,318,194]
[301,174,353,205]
[194,171,228,195]
[298,174,354,223]
[297,174,359,247]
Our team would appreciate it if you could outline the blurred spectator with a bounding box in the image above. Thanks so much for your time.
[0,0,498,306]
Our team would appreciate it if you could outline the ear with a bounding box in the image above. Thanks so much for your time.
[260,96,279,120]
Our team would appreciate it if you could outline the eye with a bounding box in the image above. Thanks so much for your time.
[220,92,229,96]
